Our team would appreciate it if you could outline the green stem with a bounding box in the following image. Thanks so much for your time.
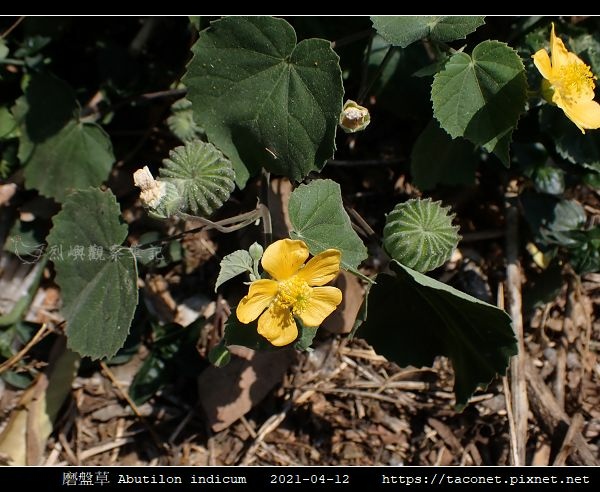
[358,45,395,104]
[358,31,375,102]
[0,58,25,66]
[138,207,263,249]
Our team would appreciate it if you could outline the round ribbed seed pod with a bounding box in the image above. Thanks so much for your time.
[160,140,235,217]
[383,198,461,273]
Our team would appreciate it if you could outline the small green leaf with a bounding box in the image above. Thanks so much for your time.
[533,164,565,195]
[189,16,201,31]
[359,261,517,408]
[0,107,18,139]
[129,321,203,404]
[222,311,273,351]
[0,40,9,60]
[289,179,368,272]
[22,120,115,202]
[1,370,32,389]
[167,98,205,142]
[521,191,586,247]
[46,188,138,359]
[432,41,527,166]
[129,351,169,405]
[383,198,460,273]
[208,343,231,367]
[411,120,478,190]
[294,319,318,352]
[160,140,235,216]
[567,227,600,275]
[215,249,254,292]
[583,171,600,188]
[3,218,46,257]
[551,200,586,232]
[371,16,485,48]
[184,16,344,187]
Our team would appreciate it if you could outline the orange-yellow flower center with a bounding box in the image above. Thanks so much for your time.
[275,276,312,315]
[554,62,596,102]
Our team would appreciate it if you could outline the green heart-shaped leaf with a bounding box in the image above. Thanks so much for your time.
[22,120,114,202]
[359,261,517,408]
[432,41,526,166]
[371,16,485,48]
[46,188,138,359]
[289,179,367,272]
[183,16,343,187]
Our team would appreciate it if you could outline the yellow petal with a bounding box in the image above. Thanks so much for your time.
[261,239,309,281]
[532,48,553,81]
[298,286,342,327]
[257,304,298,346]
[297,249,341,286]
[236,279,278,323]
[560,99,600,133]
[550,23,570,70]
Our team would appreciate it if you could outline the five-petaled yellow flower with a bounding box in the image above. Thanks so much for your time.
[533,23,600,133]
[236,239,343,346]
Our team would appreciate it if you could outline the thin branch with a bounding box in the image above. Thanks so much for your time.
[99,361,167,452]
[1,16,25,39]
[80,88,187,119]
[498,281,520,467]
[138,206,265,250]
[504,181,529,466]
[0,323,52,375]
[358,31,375,100]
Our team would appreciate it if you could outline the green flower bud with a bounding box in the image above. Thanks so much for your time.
[248,242,264,261]
[339,100,371,133]
[540,78,555,105]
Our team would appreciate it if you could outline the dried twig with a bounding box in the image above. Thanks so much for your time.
[99,361,166,453]
[498,282,519,467]
[0,16,25,39]
[553,413,585,466]
[526,359,598,465]
[505,182,529,465]
[0,323,52,375]
[79,437,136,461]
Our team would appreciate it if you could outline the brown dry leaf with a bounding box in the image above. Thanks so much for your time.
[197,346,295,432]
[0,340,79,465]
[322,271,364,335]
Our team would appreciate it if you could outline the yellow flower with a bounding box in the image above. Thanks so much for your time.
[532,23,600,133]
[236,239,343,346]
